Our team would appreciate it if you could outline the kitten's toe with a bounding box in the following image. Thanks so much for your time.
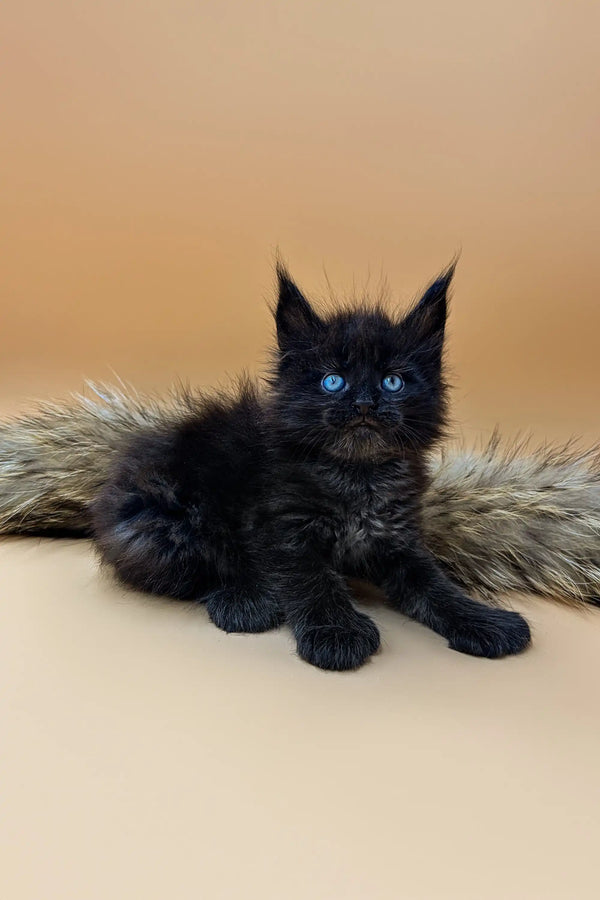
[447,608,531,659]
[295,613,380,671]
[205,588,284,633]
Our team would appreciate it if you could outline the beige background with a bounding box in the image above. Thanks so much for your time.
[1,2,599,898]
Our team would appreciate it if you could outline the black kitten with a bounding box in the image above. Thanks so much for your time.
[92,264,531,670]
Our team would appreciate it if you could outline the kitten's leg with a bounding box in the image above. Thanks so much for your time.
[381,547,531,658]
[277,556,380,671]
[92,452,282,633]
[203,583,284,634]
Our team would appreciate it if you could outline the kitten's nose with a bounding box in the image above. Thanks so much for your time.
[354,401,374,417]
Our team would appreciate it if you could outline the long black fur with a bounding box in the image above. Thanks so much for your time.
[92,265,531,670]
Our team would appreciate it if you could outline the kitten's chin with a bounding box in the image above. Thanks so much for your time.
[325,427,399,462]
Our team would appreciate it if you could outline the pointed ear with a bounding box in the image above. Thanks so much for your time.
[275,264,322,351]
[402,263,455,344]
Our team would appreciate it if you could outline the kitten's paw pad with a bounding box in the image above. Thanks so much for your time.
[448,609,531,659]
[205,589,284,634]
[296,614,380,671]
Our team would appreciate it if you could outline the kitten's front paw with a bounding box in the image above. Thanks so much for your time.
[447,608,531,659]
[205,588,284,633]
[295,612,380,671]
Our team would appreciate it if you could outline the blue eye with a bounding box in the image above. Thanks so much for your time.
[322,373,346,392]
[381,373,404,393]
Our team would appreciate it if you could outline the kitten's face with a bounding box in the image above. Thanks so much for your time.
[271,266,453,460]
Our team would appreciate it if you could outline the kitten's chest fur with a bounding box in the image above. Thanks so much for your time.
[322,458,422,572]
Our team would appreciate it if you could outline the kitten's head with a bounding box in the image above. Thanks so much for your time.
[269,263,454,461]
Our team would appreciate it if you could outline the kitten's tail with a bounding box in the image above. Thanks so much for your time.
[0,386,598,605]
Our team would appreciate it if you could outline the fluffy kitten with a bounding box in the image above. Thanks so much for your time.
[91,264,531,670]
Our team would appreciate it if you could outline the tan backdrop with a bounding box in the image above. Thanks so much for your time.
[2,3,600,899]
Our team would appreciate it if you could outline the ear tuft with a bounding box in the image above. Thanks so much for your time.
[402,262,456,343]
[275,264,321,350]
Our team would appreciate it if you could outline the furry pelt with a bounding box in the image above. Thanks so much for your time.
[1,383,598,605]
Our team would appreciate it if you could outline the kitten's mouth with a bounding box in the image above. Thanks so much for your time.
[348,417,379,430]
